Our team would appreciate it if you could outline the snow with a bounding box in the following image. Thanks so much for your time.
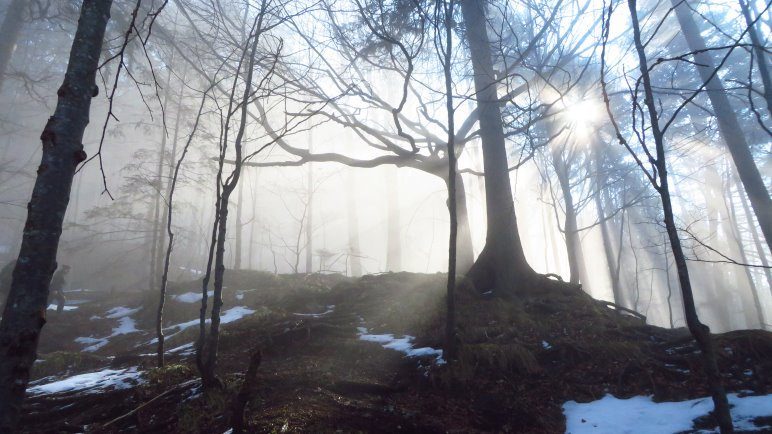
[169,342,195,355]
[76,309,139,351]
[105,306,139,318]
[46,304,77,311]
[150,306,257,344]
[27,367,143,396]
[563,393,772,433]
[357,327,445,365]
[293,305,335,318]
[173,291,213,303]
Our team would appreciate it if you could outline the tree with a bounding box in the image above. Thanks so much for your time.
[460,0,538,292]
[671,0,772,253]
[600,0,734,429]
[0,0,113,429]
[0,0,26,93]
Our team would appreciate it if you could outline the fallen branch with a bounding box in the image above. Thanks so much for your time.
[598,300,647,321]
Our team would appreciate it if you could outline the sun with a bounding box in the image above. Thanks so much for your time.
[562,98,602,138]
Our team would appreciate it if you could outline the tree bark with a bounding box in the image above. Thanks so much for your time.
[461,0,537,293]
[0,0,112,430]
[673,0,772,253]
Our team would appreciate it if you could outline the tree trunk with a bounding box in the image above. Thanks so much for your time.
[627,0,734,429]
[736,172,772,294]
[156,82,183,281]
[0,0,25,93]
[235,179,244,270]
[552,147,585,285]
[725,175,766,328]
[386,167,401,271]
[739,0,772,115]
[346,169,363,277]
[593,152,623,303]
[454,172,475,272]
[461,0,537,293]
[673,0,772,253]
[441,0,457,360]
[149,83,171,290]
[305,135,314,274]
[0,1,112,429]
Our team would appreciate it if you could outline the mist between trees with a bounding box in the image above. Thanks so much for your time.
[0,0,769,432]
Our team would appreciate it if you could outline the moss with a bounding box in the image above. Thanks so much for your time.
[31,351,106,379]
[145,363,194,387]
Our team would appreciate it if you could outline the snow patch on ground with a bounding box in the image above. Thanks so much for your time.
[75,308,140,352]
[105,306,140,318]
[150,306,257,344]
[563,393,772,433]
[46,304,77,311]
[293,305,335,318]
[173,291,213,303]
[357,327,445,365]
[27,367,143,396]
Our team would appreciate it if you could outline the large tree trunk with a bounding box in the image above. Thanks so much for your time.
[0,0,112,429]
[461,0,537,293]
[0,0,25,93]
[673,0,772,253]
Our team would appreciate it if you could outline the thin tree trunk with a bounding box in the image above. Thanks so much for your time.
[594,177,622,303]
[441,0,457,361]
[149,81,172,290]
[673,0,772,253]
[739,0,772,115]
[626,1,734,429]
[454,172,475,272]
[157,86,208,368]
[0,0,25,93]
[346,168,363,277]
[386,167,401,271]
[156,80,184,282]
[461,0,537,292]
[305,135,313,274]
[235,179,244,270]
[0,1,112,429]
[202,12,262,385]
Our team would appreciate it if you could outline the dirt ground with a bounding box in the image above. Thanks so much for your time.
[19,271,772,433]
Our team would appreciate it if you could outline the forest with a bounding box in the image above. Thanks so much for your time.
[0,0,770,432]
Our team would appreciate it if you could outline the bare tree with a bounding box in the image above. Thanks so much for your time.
[600,0,733,430]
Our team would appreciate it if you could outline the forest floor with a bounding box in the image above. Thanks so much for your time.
[19,271,772,433]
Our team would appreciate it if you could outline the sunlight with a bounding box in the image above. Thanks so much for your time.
[563,99,601,134]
